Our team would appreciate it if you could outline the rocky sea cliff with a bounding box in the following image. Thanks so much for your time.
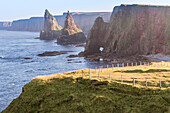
[0,12,111,34]
[81,4,170,62]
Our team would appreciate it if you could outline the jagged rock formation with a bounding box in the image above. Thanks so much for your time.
[83,4,170,57]
[0,12,111,34]
[57,11,86,44]
[40,9,62,40]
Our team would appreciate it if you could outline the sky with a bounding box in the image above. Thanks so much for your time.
[0,0,170,21]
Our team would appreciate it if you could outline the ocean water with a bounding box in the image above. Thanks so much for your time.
[0,30,109,112]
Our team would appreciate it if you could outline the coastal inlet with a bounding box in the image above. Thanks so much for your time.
[0,30,110,112]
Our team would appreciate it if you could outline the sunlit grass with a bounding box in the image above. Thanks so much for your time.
[35,62,170,89]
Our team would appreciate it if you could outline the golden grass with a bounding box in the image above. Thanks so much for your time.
[34,62,170,89]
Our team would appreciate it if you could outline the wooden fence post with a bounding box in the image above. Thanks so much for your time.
[101,66,103,72]
[122,63,124,69]
[160,80,162,88]
[133,78,135,86]
[82,70,84,77]
[89,69,91,79]
[146,78,147,88]
[121,75,123,83]
[95,67,97,74]
[117,64,118,70]
[98,72,100,79]
[109,73,111,81]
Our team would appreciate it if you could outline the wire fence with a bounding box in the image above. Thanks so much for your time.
[83,62,170,89]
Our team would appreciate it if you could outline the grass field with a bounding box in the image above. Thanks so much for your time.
[2,62,170,113]
[35,62,170,89]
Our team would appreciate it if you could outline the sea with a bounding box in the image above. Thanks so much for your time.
[0,30,109,111]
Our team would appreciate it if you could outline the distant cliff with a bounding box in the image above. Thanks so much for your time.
[83,4,170,57]
[9,17,44,32]
[0,12,111,34]
[0,22,12,30]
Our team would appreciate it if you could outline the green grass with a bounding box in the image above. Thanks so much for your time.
[115,69,170,73]
[2,77,170,113]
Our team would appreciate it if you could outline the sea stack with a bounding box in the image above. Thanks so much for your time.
[57,11,86,45]
[83,4,170,56]
[40,9,62,40]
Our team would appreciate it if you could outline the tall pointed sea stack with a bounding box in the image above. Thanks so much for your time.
[57,11,86,44]
[40,9,62,40]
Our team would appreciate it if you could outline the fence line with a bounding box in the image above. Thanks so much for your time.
[85,62,170,88]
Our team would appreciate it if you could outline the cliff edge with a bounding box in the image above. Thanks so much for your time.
[83,4,170,59]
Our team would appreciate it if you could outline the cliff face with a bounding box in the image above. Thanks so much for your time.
[8,17,44,32]
[57,11,86,44]
[40,10,62,40]
[0,12,111,34]
[0,22,12,30]
[84,4,170,56]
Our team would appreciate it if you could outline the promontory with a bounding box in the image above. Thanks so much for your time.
[81,4,170,61]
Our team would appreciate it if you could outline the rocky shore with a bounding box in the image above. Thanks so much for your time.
[37,51,73,57]
[79,52,149,63]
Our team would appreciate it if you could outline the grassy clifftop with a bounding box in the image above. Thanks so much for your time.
[2,62,170,112]
[2,77,170,112]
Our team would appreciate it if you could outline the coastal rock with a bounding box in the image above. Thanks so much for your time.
[37,51,73,57]
[24,57,31,59]
[83,4,170,57]
[75,43,86,47]
[67,55,79,58]
[40,9,62,40]
[84,17,109,55]
[57,11,86,45]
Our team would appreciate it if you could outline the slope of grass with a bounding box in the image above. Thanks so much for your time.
[2,77,170,113]
[2,62,170,112]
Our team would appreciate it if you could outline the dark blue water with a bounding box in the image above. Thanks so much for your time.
[0,30,109,111]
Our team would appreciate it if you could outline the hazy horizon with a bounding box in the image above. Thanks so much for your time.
[0,0,170,22]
